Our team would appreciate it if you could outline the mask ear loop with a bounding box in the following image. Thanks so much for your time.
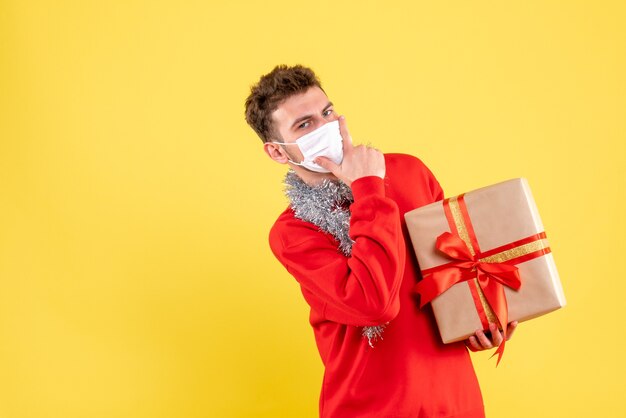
[271,141,306,166]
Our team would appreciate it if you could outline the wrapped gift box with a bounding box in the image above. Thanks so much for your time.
[404,178,566,359]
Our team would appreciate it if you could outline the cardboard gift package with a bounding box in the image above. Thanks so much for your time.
[404,178,566,360]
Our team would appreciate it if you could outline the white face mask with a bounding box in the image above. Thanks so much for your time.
[272,120,343,173]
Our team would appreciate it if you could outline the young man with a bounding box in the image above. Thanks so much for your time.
[244,65,518,418]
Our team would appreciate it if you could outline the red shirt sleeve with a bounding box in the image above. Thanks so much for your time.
[269,176,406,327]
[423,160,444,201]
[431,173,444,201]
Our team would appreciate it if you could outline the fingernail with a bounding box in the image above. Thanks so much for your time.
[339,115,345,120]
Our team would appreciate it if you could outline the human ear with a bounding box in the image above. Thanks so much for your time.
[263,142,290,164]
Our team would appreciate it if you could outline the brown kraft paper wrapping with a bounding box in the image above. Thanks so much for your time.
[404,178,566,344]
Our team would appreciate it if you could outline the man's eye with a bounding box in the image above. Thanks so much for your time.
[298,121,310,129]
[323,109,333,117]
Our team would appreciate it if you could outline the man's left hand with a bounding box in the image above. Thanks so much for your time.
[465,321,519,351]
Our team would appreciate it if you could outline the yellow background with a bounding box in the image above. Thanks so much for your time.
[1,1,624,417]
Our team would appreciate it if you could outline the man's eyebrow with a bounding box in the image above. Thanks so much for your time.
[290,102,334,129]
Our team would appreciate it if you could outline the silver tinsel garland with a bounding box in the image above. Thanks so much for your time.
[283,170,387,347]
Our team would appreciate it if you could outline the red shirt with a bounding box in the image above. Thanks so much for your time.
[269,154,485,418]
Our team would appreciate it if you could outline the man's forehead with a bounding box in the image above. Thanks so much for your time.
[272,86,329,124]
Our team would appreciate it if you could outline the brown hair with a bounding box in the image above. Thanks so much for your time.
[244,65,322,143]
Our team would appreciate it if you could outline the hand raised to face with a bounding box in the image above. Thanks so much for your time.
[314,116,385,187]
